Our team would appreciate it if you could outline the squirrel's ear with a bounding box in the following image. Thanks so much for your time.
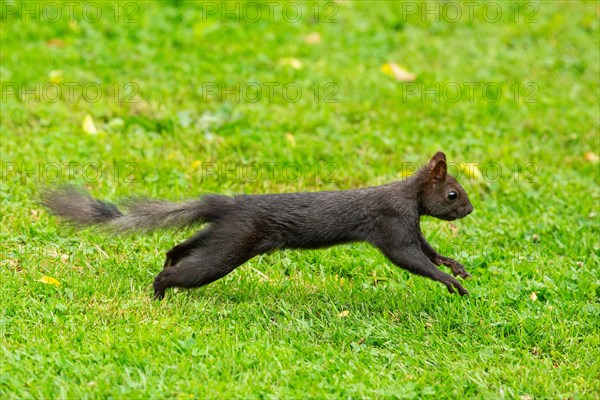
[430,151,446,163]
[429,157,447,181]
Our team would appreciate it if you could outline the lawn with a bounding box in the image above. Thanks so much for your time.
[1,0,599,398]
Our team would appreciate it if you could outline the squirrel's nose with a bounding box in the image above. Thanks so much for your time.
[465,203,474,215]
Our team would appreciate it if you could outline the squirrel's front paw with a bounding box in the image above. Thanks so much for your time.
[441,275,469,296]
[438,257,471,279]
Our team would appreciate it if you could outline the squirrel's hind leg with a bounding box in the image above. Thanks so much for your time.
[163,227,213,269]
[154,233,257,300]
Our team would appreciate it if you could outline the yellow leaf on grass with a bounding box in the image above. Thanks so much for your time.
[460,162,483,182]
[530,292,537,301]
[68,21,81,34]
[30,209,40,221]
[190,160,202,170]
[46,38,66,48]
[82,114,98,135]
[38,276,60,286]
[339,310,350,318]
[279,58,303,70]
[381,62,416,82]
[448,222,459,236]
[48,70,63,84]
[304,32,322,44]
[584,152,599,162]
[285,132,296,147]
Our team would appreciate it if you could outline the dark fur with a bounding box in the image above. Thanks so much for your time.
[41,152,474,299]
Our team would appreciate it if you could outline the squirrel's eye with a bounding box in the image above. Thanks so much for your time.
[448,191,458,200]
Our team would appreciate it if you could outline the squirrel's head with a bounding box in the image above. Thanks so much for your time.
[417,152,473,221]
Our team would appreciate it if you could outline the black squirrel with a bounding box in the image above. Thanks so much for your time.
[41,152,474,299]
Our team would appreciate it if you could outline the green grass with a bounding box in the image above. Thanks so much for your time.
[1,0,599,398]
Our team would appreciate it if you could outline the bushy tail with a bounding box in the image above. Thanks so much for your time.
[40,186,228,232]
